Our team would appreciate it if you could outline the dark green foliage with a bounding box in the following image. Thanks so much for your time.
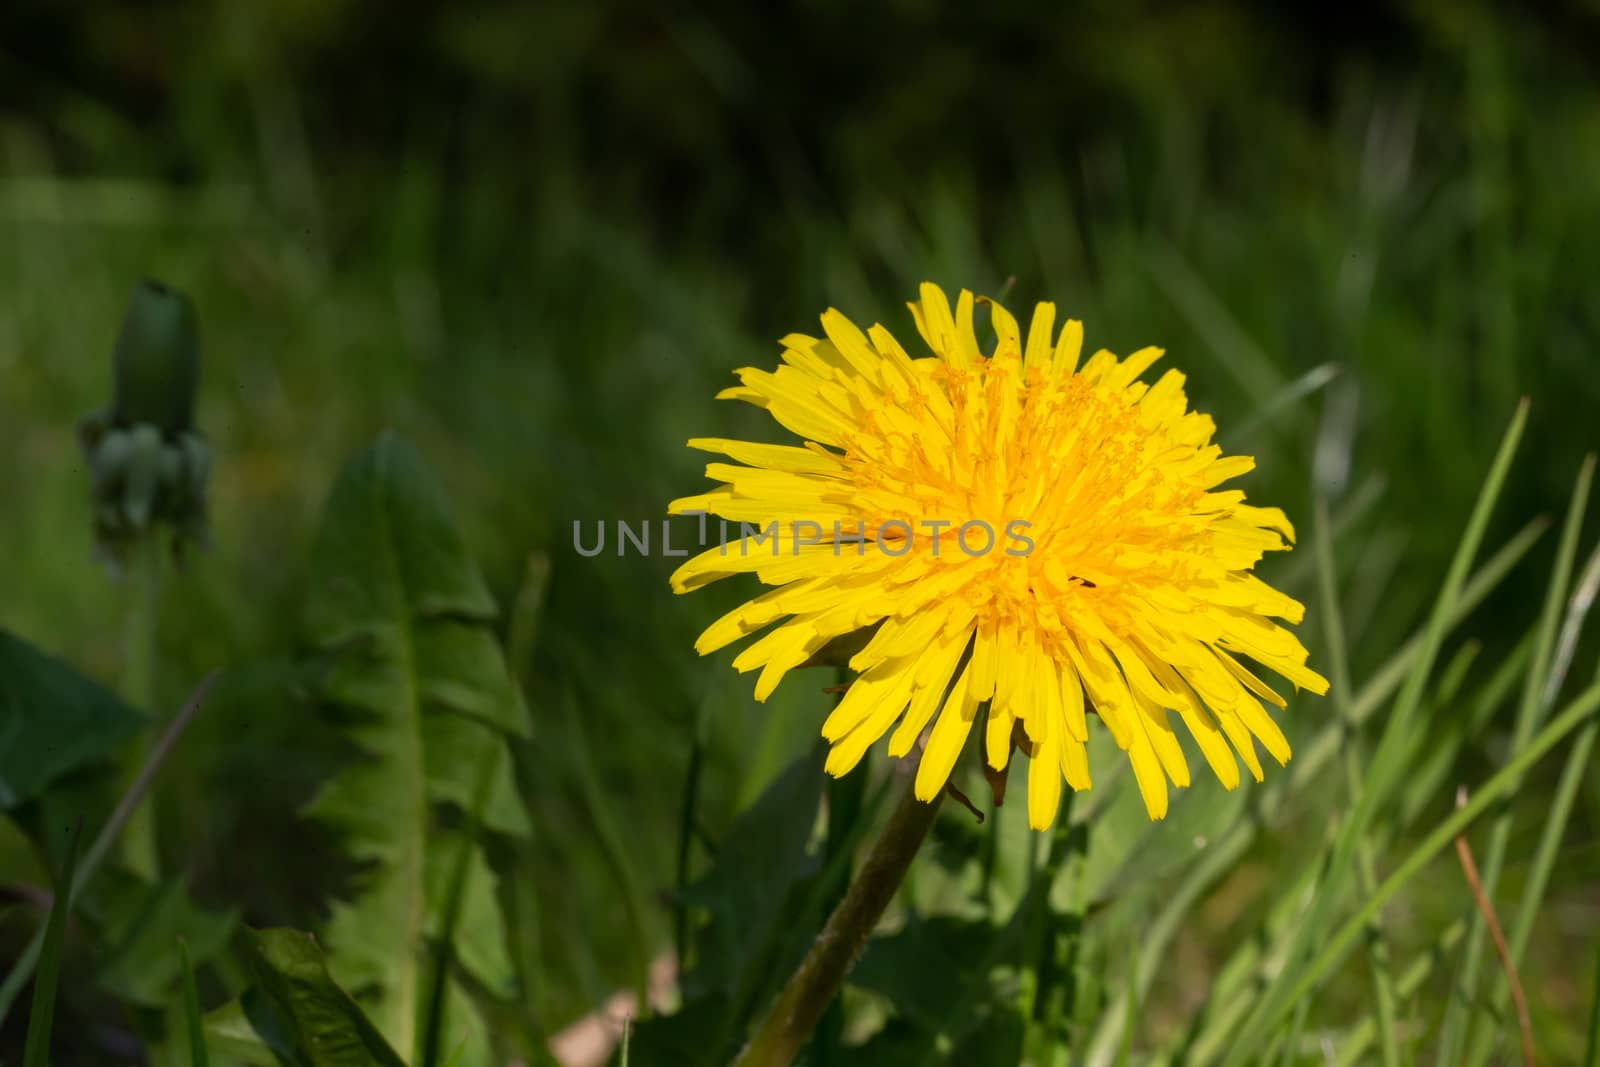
[91,872,237,1008]
[0,631,144,809]
[631,744,830,1066]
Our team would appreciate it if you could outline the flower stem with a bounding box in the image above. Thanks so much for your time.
[731,769,943,1067]
[120,532,165,879]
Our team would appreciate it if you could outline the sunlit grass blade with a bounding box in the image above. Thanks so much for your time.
[1223,399,1529,1066]
[1340,515,1546,729]
[22,820,81,1067]
[1238,681,1600,1055]
[1333,920,1467,1067]
[1118,934,1139,1067]
[1276,474,1388,593]
[1171,633,1528,1067]
[1234,362,1342,441]
[1314,497,1401,1067]
[179,936,211,1067]
[1083,513,1546,1067]
[1442,453,1592,1065]
[1467,531,1600,1067]
[1390,638,1519,833]
[1270,998,1311,1067]
[1586,946,1600,1067]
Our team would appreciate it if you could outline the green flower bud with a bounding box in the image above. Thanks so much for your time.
[89,426,132,498]
[81,280,211,568]
[121,424,164,529]
[112,279,199,435]
[176,432,213,510]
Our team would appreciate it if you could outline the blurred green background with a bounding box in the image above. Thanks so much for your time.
[2,0,1599,1060]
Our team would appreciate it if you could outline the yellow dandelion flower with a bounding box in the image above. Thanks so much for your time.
[668,283,1329,827]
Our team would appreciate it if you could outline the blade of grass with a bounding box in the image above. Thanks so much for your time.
[1117,934,1139,1067]
[507,551,551,687]
[1452,788,1534,1067]
[1276,474,1388,593]
[1442,453,1592,1064]
[1084,809,1254,1067]
[1231,679,1600,1056]
[1467,531,1600,1067]
[1332,919,1468,1067]
[674,685,718,966]
[560,690,653,1008]
[1585,947,1600,1067]
[1235,362,1343,442]
[1145,240,1285,407]
[1340,516,1545,731]
[179,937,211,1067]
[1224,399,1529,1066]
[0,670,219,1026]
[1173,819,1334,1066]
[1315,497,1401,1067]
[505,550,550,1030]
[21,819,81,1067]
[1177,633,1529,1067]
[1083,513,1546,1067]
[1392,640,1490,829]
[1270,998,1312,1067]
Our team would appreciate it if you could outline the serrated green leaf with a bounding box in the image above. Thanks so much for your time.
[422,714,530,838]
[678,743,827,998]
[849,916,995,1032]
[828,1004,1024,1067]
[422,830,518,1000]
[637,744,828,1063]
[0,629,145,808]
[247,928,410,1067]
[300,432,531,1062]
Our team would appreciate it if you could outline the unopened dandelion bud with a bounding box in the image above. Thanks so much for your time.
[178,433,212,507]
[80,280,211,565]
[89,426,132,497]
[121,424,164,528]
[113,279,199,435]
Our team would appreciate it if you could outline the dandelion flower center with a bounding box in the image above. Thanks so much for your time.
[669,283,1328,827]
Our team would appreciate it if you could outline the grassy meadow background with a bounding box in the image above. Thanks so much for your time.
[2,1,1599,1063]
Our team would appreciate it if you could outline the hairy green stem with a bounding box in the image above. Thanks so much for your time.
[731,770,942,1067]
